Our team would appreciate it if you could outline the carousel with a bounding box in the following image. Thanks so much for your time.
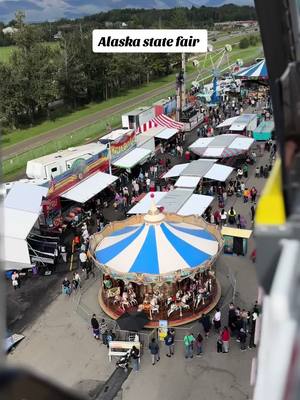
[89,197,223,327]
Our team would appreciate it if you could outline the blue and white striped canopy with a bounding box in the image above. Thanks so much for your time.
[95,222,219,275]
[236,59,268,79]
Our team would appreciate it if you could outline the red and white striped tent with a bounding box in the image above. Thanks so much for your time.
[135,114,184,134]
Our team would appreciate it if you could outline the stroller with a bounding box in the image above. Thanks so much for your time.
[116,350,131,372]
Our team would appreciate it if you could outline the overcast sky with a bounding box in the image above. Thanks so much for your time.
[0,0,254,23]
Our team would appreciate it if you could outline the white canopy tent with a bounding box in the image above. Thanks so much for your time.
[127,191,213,217]
[163,163,189,178]
[163,159,233,182]
[128,192,166,214]
[112,148,151,169]
[155,128,178,140]
[174,176,201,189]
[203,164,233,181]
[177,194,214,216]
[61,172,118,203]
[216,117,239,129]
[2,183,48,270]
[189,134,255,158]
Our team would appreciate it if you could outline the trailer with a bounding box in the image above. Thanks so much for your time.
[26,143,107,180]
[121,106,155,130]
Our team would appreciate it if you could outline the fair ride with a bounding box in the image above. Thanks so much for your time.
[89,196,223,327]
[192,44,242,105]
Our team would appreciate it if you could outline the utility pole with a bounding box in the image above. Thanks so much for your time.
[181,52,186,110]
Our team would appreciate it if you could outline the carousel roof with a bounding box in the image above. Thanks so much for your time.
[95,220,219,276]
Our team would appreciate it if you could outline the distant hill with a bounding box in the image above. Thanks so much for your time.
[0,0,254,23]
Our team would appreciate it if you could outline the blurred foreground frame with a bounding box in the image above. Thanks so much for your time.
[0,367,87,400]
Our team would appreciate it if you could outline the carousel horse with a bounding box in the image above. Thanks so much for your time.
[127,287,138,306]
[150,295,160,316]
[194,291,204,310]
[113,292,130,311]
[167,301,190,318]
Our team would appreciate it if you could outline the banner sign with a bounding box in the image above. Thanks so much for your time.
[47,148,109,198]
[93,29,208,53]
[110,131,136,161]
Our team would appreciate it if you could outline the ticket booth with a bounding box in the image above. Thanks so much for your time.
[221,227,252,256]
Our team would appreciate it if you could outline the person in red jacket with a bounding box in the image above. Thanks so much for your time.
[221,326,230,353]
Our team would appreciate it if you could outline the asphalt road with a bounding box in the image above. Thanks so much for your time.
[2,71,198,161]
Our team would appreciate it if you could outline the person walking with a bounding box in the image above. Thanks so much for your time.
[11,271,20,290]
[62,277,71,296]
[250,186,257,203]
[228,207,236,225]
[228,303,237,336]
[100,319,108,344]
[239,328,247,351]
[213,308,221,333]
[199,313,211,338]
[164,330,175,357]
[194,333,204,357]
[74,271,81,288]
[183,333,195,359]
[221,326,230,353]
[91,314,100,340]
[149,338,160,365]
[249,204,255,221]
[130,345,140,371]
[220,209,227,226]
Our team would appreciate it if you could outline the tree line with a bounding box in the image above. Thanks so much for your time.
[0,13,179,129]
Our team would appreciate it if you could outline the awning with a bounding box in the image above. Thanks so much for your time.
[163,159,233,182]
[163,163,189,178]
[155,128,178,140]
[128,191,214,217]
[175,176,201,189]
[221,227,252,239]
[203,164,233,181]
[128,192,166,214]
[4,182,48,213]
[157,189,193,214]
[217,117,239,129]
[190,134,254,158]
[61,172,118,203]
[177,194,214,216]
[153,114,184,130]
[112,148,151,169]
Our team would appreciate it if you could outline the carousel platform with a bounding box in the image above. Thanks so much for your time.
[98,279,222,328]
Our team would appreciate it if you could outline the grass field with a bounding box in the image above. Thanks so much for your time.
[2,32,260,150]
[0,46,15,63]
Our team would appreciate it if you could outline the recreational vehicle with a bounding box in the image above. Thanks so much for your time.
[26,143,107,180]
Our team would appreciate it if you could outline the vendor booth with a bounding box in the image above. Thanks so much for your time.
[221,227,252,256]
[253,120,274,141]
[112,148,152,171]
[189,134,254,159]
[90,201,223,327]
[163,159,233,182]
[127,191,214,217]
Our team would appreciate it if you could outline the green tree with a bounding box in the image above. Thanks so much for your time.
[239,37,250,49]
[57,32,88,107]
